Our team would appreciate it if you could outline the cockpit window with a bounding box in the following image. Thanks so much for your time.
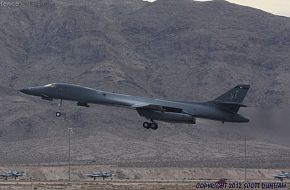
[44,83,56,88]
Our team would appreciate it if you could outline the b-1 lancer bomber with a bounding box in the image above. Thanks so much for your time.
[86,171,113,180]
[20,83,250,130]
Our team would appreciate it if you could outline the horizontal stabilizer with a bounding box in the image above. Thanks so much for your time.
[214,102,247,107]
[213,101,248,113]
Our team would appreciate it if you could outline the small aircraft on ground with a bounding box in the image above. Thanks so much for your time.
[0,170,24,180]
[274,171,290,181]
[86,171,113,180]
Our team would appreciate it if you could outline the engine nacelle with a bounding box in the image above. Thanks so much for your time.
[137,109,196,124]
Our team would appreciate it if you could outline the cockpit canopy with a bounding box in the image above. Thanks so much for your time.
[44,83,56,88]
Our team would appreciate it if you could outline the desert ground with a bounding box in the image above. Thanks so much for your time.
[0,165,289,190]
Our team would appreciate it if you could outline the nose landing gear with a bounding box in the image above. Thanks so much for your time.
[56,112,61,117]
[56,99,63,117]
[143,120,158,130]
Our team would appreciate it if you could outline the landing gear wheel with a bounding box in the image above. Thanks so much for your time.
[56,99,63,117]
[143,122,150,129]
[56,112,62,117]
[150,123,158,130]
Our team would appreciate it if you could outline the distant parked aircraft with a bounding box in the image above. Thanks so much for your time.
[86,171,113,180]
[0,170,24,180]
[20,83,250,130]
[274,171,290,181]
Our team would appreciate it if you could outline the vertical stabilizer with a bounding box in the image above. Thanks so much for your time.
[214,84,250,103]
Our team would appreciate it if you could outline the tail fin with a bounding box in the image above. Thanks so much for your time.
[214,84,250,103]
[213,84,250,113]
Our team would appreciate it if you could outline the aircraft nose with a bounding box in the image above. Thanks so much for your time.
[19,87,45,97]
[19,88,30,94]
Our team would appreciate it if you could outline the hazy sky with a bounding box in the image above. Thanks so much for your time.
[143,0,290,17]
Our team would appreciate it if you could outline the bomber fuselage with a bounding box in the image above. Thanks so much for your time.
[20,83,249,123]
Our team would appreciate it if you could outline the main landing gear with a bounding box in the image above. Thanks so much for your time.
[56,99,63,117]
[143,120,158,130]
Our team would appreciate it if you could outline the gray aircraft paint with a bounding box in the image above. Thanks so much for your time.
[0,171,24,180]
[86,171,113,180]
[20,83,250,129]
[274,171,290,181]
